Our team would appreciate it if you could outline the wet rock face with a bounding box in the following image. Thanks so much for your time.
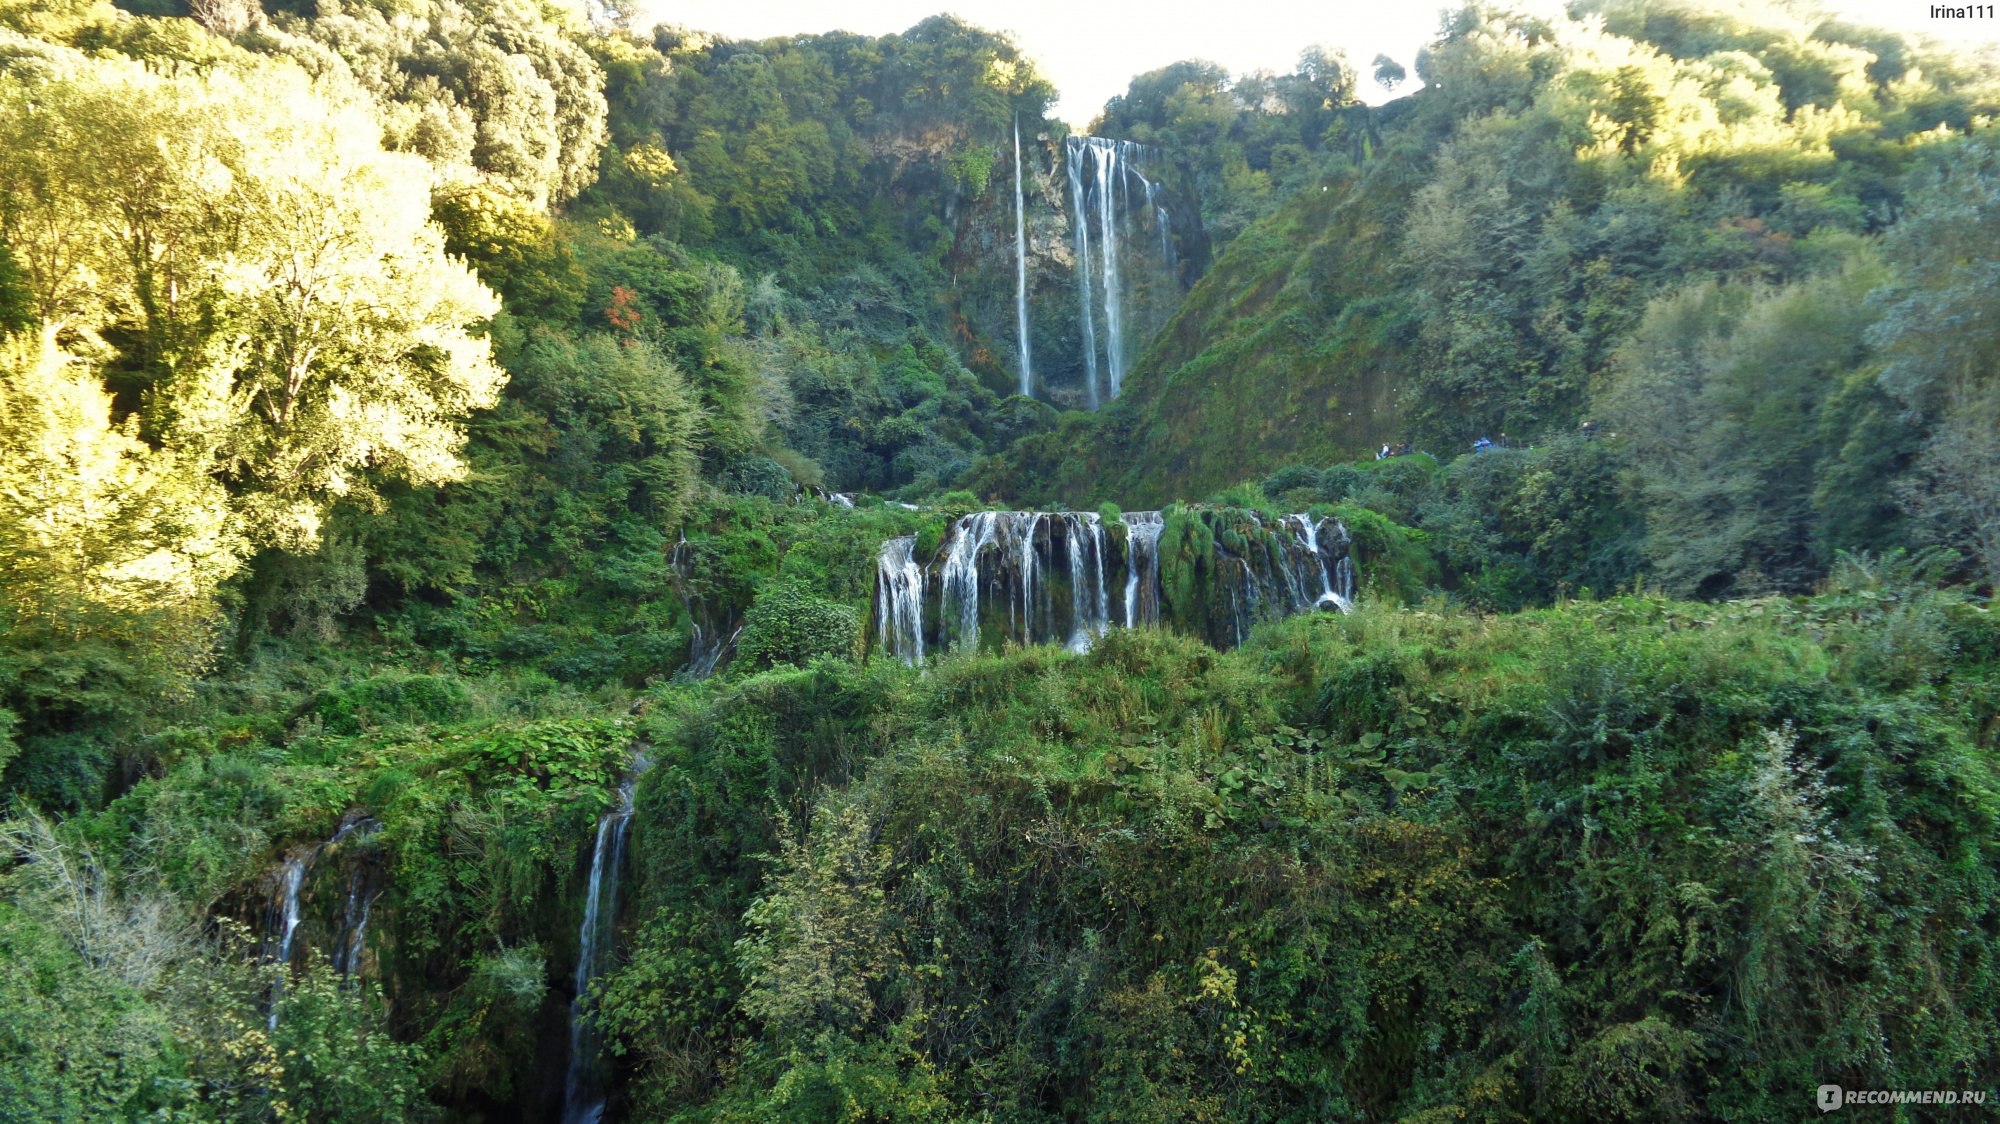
[953,132,1203,410]
[873,507,1352,662]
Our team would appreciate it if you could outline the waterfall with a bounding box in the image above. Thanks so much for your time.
[333,879,375,981]
[1065,513,1108,652]
[1018,513,1047,641]
[328,820,380,981]
[1289,514,1354,612]
[872,508,1349,656]
[563,760,647,1124]
[267,817,376,1028]
[267,857,308,1029]
[941,511,997,651]
[1122,511,1164,627]
[1013,115,1034,398]
[1094,142,1125,399]
[1065,143,1100,409]
[875,536,926,665]
[1149,180,1175,268]
[1063,137,1175,405]
[671,536,739,678]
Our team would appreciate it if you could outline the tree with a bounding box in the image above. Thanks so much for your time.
[1867,137,2000,584]
[0,335,239,629]
[270,0,608,208]
[1373,53,1407,92]
[1899,386,2000,589]
[0,50,506,551]
[1598,248,1885,596]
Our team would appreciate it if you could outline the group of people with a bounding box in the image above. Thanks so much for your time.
[1472,433,1511,453]
[1375,442,1414,460]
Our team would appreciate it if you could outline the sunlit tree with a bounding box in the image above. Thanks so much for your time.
[0,50,505,552]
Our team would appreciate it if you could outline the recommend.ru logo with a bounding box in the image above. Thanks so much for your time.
[1817,1084,1990,1111]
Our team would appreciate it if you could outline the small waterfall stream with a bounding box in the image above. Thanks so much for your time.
[1123,511,1164,628]
[671,535,740,679]
[268,858,308,1028]
[1092,141,1125,399]
[1013,114,1034,397]
[562,758,648,1124]
[267,817,378,1028]
[1065,145,1100,409]
[877,536,926,666]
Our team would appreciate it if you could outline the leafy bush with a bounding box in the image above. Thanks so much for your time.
[723,456,797,503]
[312,673,473,735]
[734,584,861,671]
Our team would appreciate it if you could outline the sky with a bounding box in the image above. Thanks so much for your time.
[638,1,2000,127]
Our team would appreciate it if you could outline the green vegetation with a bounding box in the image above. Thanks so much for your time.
[607,573,1999,1120]
[0,0,1996,1118]
[991,0,2000,562]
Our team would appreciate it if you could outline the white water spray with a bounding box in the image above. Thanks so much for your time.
[563,759,647,1124]
[1014,115,1034,398]
[1065,143,1100,408]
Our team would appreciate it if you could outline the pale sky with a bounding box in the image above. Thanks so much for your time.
[638,1,2000,127]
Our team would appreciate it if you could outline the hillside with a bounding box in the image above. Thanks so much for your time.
[981,1,2000,514]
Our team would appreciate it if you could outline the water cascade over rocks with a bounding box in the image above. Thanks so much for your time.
[877,535,926,665]
[265,817,381,1027]
[563,756,649,1124]
[874,509,1353,663]
[671,535,740,678]
[1062,137,1176,405]
[1122,511,1164,628]
[1013,114,1034,397]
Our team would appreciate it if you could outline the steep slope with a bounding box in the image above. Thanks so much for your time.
[979,3,2000,509]
[979,148,1424,507]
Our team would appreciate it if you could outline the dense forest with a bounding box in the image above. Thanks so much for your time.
[0,0,1997,1119]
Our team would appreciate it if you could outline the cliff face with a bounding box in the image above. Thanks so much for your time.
[946,131,1204,411]
[973,155,1420,509]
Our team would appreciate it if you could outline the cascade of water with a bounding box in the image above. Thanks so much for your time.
[1065,140,1100,408]
[1290,515,1355,612]
[870,508,1340,657]
[267,857,308,1029]
[1065,514,1096,651]
[1092,516,1109,633]
[875,536,926,665]
[1121,511,1164,628]
[563,759,647,1124]
[327,820,380,981]
[1014,115,1034,399]
[1149,180,1175,267]
[1094,142,1125,399]
[1013,513,1038,641]
[941,512,1000,651]
[672,536,739,678]
[1062,137,1179,407]
[267,818,375,1028]
[333,882,375,981]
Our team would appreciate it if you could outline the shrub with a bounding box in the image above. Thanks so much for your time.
[1262,463,1323,498]
[724,456,796,502]
[734,584,861,670]
[312,673,473,735]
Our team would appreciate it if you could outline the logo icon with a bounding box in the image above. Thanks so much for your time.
[1818,1085,1843,1112]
